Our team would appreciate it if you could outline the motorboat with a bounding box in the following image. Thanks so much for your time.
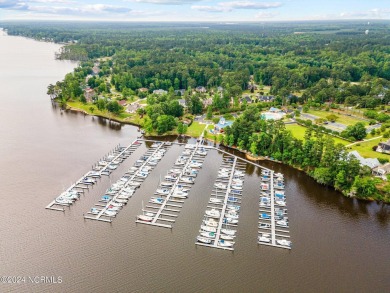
[224,218,238,224]
[136,172,148,178]
[276,220,289,227]
[218,240,234,247]
[204,220,218,227]
[107,164,118,170]
[200,225,217,233]
[170,169,182,174]
[156,189,170,195]
[274,184,285,190]
[260,213,271,219]
[205,209,220,218]
[261,183,269,191]
[217,173,229,179]
[148,161,158,166]
[196,149,207,156]
[209,198,222,204]
[175,185,190,192]
[231,184,242,190]
[161,181,174,187]
[227,197,239,203]
[82,177,95,185]
[114,198,128,204]
[90,208,100,215]
[172,190,188,197]
[88,171,101,178]
[214,183,227,189]
[101,195,112,202]
[182,150,192,155]
[55,196,73,205]
[258,236,271,243]
[107,206,121,212]
[197,236,212,244]
[221,229,236,236]
[185,144,196,149]
[276,200,286,207]
[180,177,194,184]
[277,239,292,247]
[259,223,271,229]
[200,231,216,239]
[225,213,239,219]
[110,202,123,207]
[164,175,177,181]
[137,214,153,222]
[150,197,164,204]
[220,234,235,241]
[104,210,117,217]
[227,205,240,211]
[128,181,141,187]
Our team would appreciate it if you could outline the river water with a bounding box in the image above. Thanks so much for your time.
[0,32,389,293]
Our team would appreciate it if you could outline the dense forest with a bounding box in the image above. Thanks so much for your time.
[2,21,389,200]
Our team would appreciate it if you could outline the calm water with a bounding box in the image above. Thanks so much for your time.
[0,32,389,293]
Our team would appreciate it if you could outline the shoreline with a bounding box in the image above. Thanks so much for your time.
[66,103,389,204]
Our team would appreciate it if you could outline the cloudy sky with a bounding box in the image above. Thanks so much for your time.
[0,0,389,21]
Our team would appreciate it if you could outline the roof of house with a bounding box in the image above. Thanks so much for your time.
[349,151,381,169]
[118,100,127,106]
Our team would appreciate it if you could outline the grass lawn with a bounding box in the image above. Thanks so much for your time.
[286,123,350,145]
[347,137,390,160]
[187,121,208,138]
[307,109,367,126]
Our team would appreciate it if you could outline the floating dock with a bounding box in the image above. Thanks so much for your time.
[45,139,141,212]
[84,142,169,222]
[136,141,208,228]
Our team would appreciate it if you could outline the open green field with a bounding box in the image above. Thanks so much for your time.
[187,121,208,138]
[286,123,350,145]
[307,109,368,126]
[346,137,390,160]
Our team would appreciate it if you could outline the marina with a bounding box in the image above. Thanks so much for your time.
[45,140,141,212]
[258,171,292,249]
[136,141,208,228]
[195,155,247,251]
[84,141,169,222]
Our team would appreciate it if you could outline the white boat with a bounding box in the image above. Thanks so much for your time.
[200,231,216,239]
[55,196,73,205]
[277,239,292,247]
[90,208,100,215]
[180,177,194,184]
[200,225,217,233]
[170,169,182,174]
[197,236,212,244]
[171,193,188,199]
[231,185,242,190]
[227,205,240,211]
[164,175,177,181]
[218,240,234,247]
[107,206,121,212]
[88,171,101,178]
[128,182,141,187]
[220,234,235,241]
[156,188,170,195]
[276,200,286,207]
[204,220,218,227]
[261,183,269,191]
[196,150,207,156]
[258,236,271,243]
[161,181,173,187]
[137,214,153,222]
[151,197,164,204]
[82,177,95,185]
[214,183,227,189]
[221,228,236,236]
[259,223,271,229]
[225,213,239,219]
[224,218,238,224]
[276,220,288,227]
[205,209,220,218]
[182,150,192,155]
[136,172,148,178]
[209,198,222,204]
[185,144,196,149]
[175,185,190,192]
[110,202,123,207]
[104,210,117,217]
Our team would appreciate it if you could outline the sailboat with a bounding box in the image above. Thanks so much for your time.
[137,201,153,222]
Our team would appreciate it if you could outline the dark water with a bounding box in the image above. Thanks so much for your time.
[0,32,389,293]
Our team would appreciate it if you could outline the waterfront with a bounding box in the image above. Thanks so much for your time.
[0,32,389,292]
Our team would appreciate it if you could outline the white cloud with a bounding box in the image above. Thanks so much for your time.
[125,0,202,4]
[192,1,282,13]
[340,8,390,19]
[255,11,278,19]
[191,5,226,13]
[220,1,282,10]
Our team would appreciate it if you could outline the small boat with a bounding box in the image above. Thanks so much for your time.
[114,198,128,204]
[180,177,194,184]
[164,175,177,181]
[197,236,212,244]
[220,234,235,241]
[136,172,148,178]
[218,239,234,247]
[260,213,271,219]
[261,183,269,191]
[156,188,170,195]
[82,177,95,185]
[227,197,239,203]
[55,196,73,205]
[170,169,182,174]
[276,239,292,247]
[209,198,222,204]
[205,209,220,218]
[214,183,227,189]
[258,236,271,243]
[101,195,112,202]
[161,181,174,187]
[88,171,101,178]
[137,215,153,222]
[148,161,158,166]
[185,144,196,149]
[225,213,239,219]
[196,150,207,156]
[172,190,188,197]
[227,205,240,211]
[110,202,123,207]
[128,181,141,187]
[164,141,171,146]
[221,228,236,236]
[90,208,100,215]
[217,173,229,179]
[107,164,118,170]
[276,200,286,207]
[259,223,271,229]
[231,184,242,190]
[200,231,216,239]
[276,220,288,227]
[151,197,164,204]
[200,225,217,233]
[224,218,238,224]
[104,210,117,217]
[107,206,121,212]
[204,220,218,227]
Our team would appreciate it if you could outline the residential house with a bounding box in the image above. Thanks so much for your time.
[118,100,127,107]
[240,95,252,104]
[178,99,187,108]
[377,139,390,155]
[175,89,186,96]
[372,163,390,178]
[138,88,149,93]
[348,151,381,169]
[217,86,223,92]
[126,102,141,114]
[84,87,95,102]
[256,94,275,102]
[92,62,100,76]
[269,107,283,113]
[153,89,168,95]
[196,86,207,93]
[203,98,213,107]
